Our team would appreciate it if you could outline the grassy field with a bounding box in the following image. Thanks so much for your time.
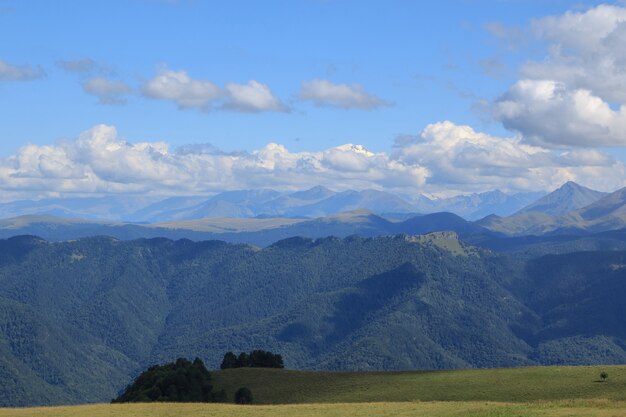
[3,365,626,417]
[212,365,626,404]
[4,400,626,417]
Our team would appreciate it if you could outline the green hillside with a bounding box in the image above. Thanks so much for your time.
[212,366,626,404]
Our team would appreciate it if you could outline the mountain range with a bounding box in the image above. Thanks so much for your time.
[414,189,544,220]
[479,182,626,236]
[0,210,493,247]
[0,187,543,223]
[3,181,626,407]
[1,181,625,246]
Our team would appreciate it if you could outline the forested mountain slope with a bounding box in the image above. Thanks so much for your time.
[1,234,625,406]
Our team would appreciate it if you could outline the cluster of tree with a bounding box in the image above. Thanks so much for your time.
[112,358,226,403]
[221,350,284,369]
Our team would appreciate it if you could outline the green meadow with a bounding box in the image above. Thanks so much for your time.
[4,365,626,417]
[212,365,626,404]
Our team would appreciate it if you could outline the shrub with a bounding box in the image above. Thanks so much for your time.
[234,387,253,404]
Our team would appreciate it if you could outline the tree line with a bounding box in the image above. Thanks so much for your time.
[220,350,285,369]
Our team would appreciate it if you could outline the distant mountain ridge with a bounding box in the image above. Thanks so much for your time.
[416,190,544,220]
[516,181,607,216]
[0,196,160,222]
[0,187,545,223]
[558,186,626,233]
[479,182,626,236]
[0,210,496,246]
[4,182,626,242]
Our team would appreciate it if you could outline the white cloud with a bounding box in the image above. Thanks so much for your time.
[525,4,626,103]
[393,121,625,194]
[142,68,286,113]
[492,79,626,147]
[142,68,222,110]
[489,5,626,147]
[0,123,621,200]
[83,77,132,105]
[298,79,387,109]
[224,80,287,112]
[141,68,386,113]
[0,59,44,81]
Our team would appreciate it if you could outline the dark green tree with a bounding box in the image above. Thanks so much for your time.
[249,350,284,368]
[234,387,253,404]
[220,352,239,369]
[237,352,250,367]
[220,350,284,369]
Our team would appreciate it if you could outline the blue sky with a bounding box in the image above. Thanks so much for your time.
[0,0,624,199]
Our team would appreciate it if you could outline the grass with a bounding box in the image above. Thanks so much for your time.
[3,365,626,416]
[212,365,626,404]
[4,400,626,417]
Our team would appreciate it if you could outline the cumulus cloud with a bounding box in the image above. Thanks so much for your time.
[298,79,388,109]
[142,68,286,113]
[83,77,132,105]
[141,69,384,113]
[0,122,621,200]
[0,59,44,81]
[142,68,221,109]
[489,5,626,147]
[523,4,626,103]
[492,79,626,147]
[392,121,625,194]
[224,80,287,112]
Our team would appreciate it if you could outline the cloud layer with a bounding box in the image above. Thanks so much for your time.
[1,123,622,200]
